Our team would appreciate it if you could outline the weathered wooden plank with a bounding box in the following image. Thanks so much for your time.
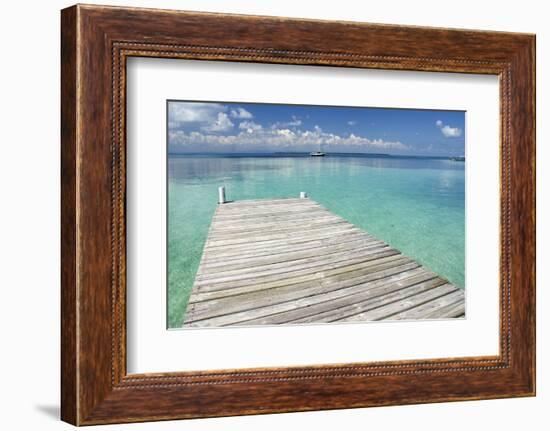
[189,264,427,321]
[204,227,363,255]
[388,289,465,320]
[215,203,321,214]
[424,300,465,319]
[216,202,323,212]
[206,222,355,248]
[196,242,391,281]
[200,237,384,273]
[182,197,464,327]
[202,238,384,271]
[188,256,415,304]
[194,251,404,295]
[194,248,399,290]
[220,197,305,207]
[201,232,374,263]
[234,274,445,326]
[214,202,321,216]
[212,208,329,222]
[186,268,433,326]
[337,283,460,322]
[211,216,341,233]
[208,218,346,239]
[288,277,450,324]
[214,201,322,213]
[211,211,334,228]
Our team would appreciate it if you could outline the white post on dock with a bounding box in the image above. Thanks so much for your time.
[218,186,226,204]
[300,191,307,199]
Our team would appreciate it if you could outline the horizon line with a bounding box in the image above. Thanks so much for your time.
[167,151,464,159]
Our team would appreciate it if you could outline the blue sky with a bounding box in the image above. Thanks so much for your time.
[168,100,465,157]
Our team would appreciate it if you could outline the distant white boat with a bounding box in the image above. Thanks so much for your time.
[310,144,325,157]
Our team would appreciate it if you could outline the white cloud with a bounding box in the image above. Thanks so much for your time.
[168,103,412,153]
[169,102,248,132]
[201,112,234,132]
[169,102,226,124]
[347,121,357,126]
[238,121,263,133]
[229,107,253,119]
[169,125,409,153]
[440,125,462,137]
[436,120,462,138]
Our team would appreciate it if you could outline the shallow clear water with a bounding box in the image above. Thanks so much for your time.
[168,154,465,328]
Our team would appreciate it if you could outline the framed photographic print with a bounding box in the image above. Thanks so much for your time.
[61,4,535,425]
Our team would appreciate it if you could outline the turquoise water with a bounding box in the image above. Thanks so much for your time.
[168,154,465,328]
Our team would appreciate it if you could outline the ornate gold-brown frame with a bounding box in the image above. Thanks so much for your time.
[61,4,535,425]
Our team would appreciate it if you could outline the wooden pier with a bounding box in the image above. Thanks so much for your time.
[183,194,465,327]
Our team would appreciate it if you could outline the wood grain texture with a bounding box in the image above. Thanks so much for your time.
[60,6,78,425]
[60,4,535,425]
[183,198,464,327]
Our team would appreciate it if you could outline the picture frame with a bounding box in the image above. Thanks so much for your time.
[61,4,535,425]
